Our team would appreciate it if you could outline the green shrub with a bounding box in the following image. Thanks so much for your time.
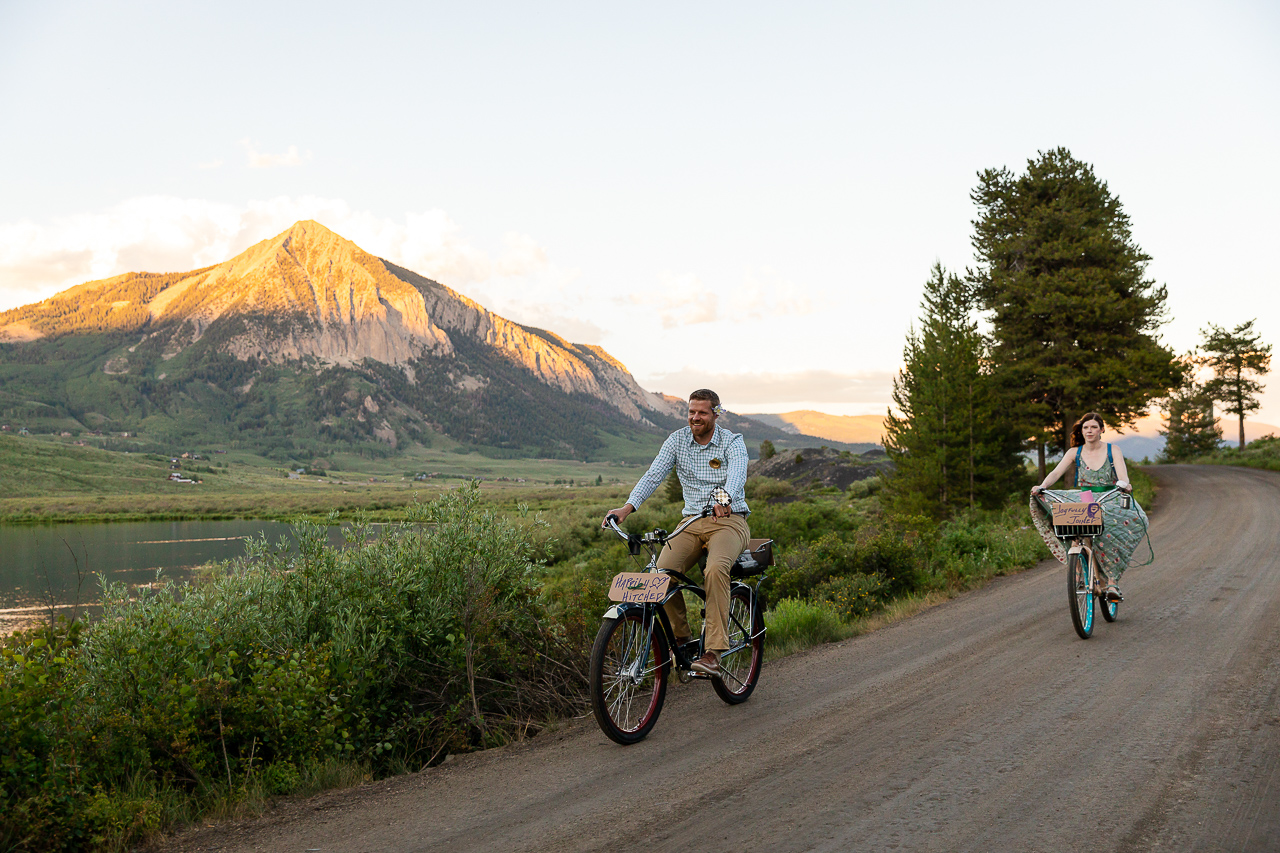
[746,475,794,502]
[812,573,887,620]
[769,529,922,601]
[0,483,584,851]
[847,476,883,499]
[926,506,1047,585]
[764,598,847,657]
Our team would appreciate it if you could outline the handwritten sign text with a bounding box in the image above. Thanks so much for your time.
[1051,502,1103,527]
[607,572,671,603]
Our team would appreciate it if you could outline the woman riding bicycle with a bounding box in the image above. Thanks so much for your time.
[1030,412,1149,602]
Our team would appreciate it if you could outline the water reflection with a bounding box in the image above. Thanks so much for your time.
[0,520,351,634]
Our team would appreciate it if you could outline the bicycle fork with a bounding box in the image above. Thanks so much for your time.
[1067,538,1109,593]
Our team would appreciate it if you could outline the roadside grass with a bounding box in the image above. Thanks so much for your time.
[1185,434,1280,473]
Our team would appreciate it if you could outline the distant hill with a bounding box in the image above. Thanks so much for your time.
[0,221,838,464]
[1106,414,1280,462]
[749,445,890,490]
[743,410,885,446]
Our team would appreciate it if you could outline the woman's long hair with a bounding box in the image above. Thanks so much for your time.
[1071,412,1105,447]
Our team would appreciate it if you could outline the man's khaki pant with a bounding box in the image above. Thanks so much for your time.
[657,514,750,653]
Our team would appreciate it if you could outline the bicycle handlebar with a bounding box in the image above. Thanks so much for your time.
[602,503,715,550]
[1035,486,1130,505]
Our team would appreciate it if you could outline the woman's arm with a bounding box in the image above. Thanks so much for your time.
[1033,452,1075,492]
[1113,445,1132,491]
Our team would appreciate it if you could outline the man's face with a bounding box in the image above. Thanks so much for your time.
[688,398,717,439]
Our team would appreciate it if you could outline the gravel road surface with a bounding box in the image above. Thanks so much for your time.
[169,465,1280,852]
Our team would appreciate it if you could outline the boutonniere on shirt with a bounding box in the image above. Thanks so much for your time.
[708,458,722,469]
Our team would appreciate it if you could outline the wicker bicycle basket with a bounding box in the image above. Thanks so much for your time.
[1051,502,1105,538]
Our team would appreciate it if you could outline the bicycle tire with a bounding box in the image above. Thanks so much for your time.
[712,586,764,704]
[1100,594,1119,623]
[1067,552,1094,639]
[589,609,669,744]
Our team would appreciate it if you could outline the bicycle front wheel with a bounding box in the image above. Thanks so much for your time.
[1067,552,1095,639]
[589,609,669,745]
[712,586,764,705]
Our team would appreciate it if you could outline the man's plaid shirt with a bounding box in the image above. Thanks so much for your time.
[627,424,750,516]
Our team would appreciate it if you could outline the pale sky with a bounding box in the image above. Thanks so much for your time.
[2,1,1278,425]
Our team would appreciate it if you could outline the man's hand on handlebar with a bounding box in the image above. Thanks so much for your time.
[602,503,635,528]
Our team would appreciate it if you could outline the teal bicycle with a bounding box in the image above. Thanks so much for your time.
[1035,487,1132,639]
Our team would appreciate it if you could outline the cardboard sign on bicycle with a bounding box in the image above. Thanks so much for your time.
[1051,502,1103,526]
[607,572,671,603]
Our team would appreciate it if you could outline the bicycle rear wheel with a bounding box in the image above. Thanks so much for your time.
[712,586,764,704]
[1100,593,1119,622]
[589,608,669,744]
[1067,552,1095,639]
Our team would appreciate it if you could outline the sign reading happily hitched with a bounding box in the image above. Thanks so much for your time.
[607,572,671,603]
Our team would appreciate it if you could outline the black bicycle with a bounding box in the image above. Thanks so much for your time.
[591,503,772,744]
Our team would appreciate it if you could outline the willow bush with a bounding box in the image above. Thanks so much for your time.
[1,483,580,852]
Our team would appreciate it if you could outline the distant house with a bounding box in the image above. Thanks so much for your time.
[167,472,197,483]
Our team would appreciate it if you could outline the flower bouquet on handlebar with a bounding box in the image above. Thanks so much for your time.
[591,487,773,744]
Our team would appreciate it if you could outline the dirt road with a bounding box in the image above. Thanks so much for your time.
[171,465,1280,852]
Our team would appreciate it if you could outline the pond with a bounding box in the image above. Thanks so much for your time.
[0,519,349,635]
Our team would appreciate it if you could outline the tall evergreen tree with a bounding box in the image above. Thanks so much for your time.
[968,147,1181,477]
[884,264,1024,518]
[1200,320,1271,450]
[1159,355,1222,461]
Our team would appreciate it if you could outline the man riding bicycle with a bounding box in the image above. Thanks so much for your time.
[603,389,750,677]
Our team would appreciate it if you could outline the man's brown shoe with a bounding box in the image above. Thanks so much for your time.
[690,652,720,676]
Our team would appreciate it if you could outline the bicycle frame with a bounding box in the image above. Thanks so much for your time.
[1036,487,1130,636]
[602,514,766,680]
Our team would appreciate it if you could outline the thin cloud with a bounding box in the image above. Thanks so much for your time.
[196,158,224,170]
[638,368,896,409]
[628,267,814,329]
[630,271,719,328]
[239,139,309,168]
[0,196,558,313]
[739,267,814,319]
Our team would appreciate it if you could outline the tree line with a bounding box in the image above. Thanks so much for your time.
[886,147,1271,517]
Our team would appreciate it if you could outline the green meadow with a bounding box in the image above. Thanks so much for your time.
[0,433,649,523]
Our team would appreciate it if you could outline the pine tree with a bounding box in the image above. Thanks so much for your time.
[1159,356,1222,461]
[1200,320,1272,450]
[884,264,1024,518]
[969,147,1181,477]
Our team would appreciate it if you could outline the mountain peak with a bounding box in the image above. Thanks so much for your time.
[0,221,677,425]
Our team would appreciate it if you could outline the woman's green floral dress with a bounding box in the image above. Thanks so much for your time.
[1030,444,1151,581]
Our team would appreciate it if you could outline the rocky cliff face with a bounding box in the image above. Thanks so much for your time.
[0,221,676,424]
